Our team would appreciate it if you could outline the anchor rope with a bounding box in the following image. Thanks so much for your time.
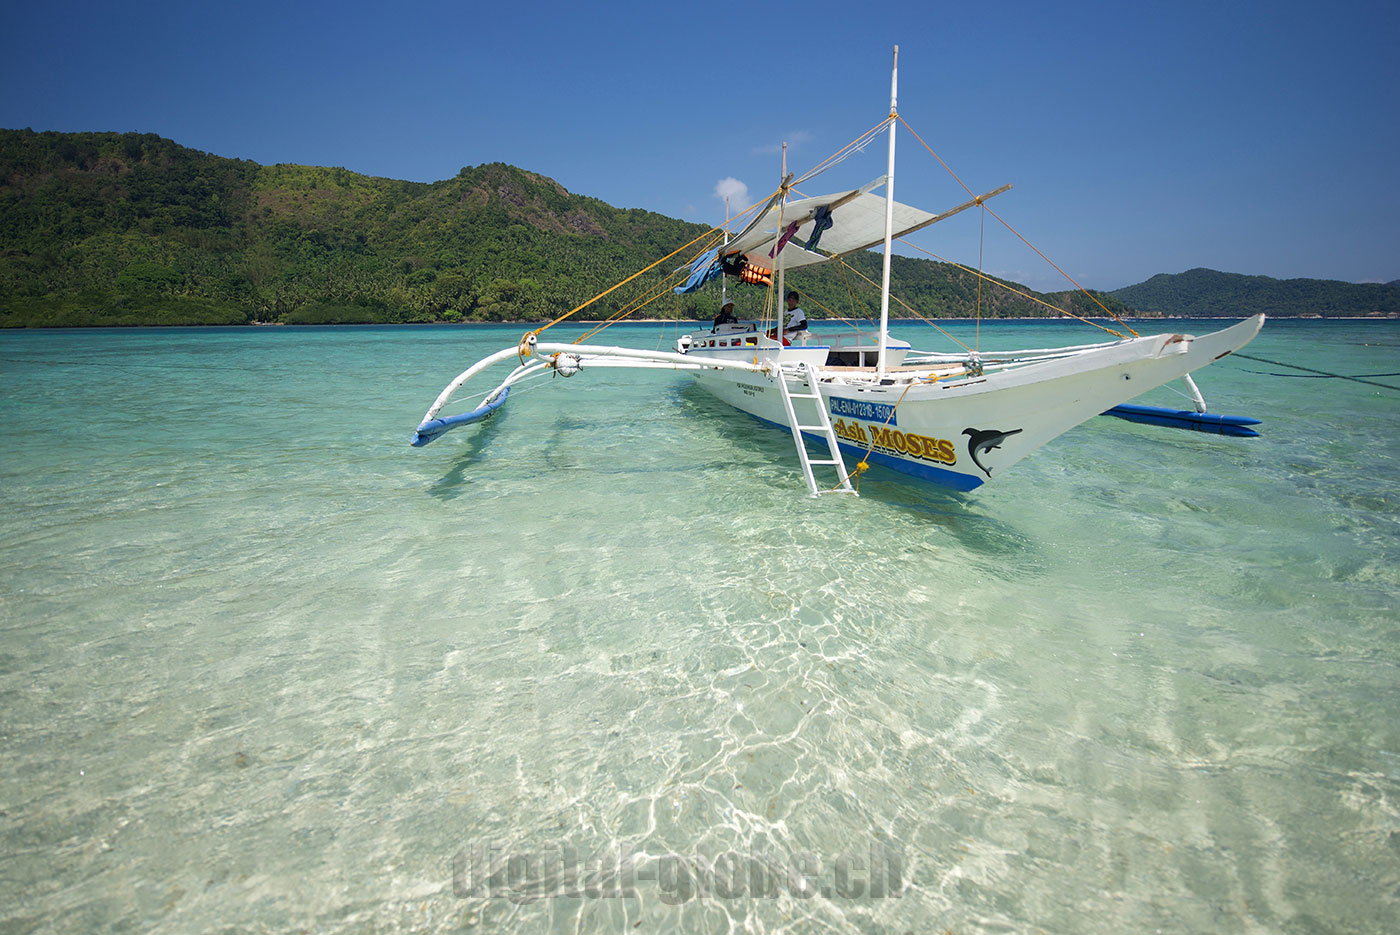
[1232,353,1400,392]
[828,376,930,494]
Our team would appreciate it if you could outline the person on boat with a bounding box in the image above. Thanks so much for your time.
[712,300,738,331]
[766,292,810,345]
[782,291,808,335]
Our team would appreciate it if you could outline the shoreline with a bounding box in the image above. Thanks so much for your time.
[7,314,1397,331]
[249,314,1400,324]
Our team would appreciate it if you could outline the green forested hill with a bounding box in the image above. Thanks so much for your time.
[1110,268,1400,318]
[1,129,1132,326]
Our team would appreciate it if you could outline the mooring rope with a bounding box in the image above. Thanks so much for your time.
[1232,353,1400,391]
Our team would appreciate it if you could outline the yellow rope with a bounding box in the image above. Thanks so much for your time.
[896,239,1126,339]
[573,267,694,343]
[976,207,984,350]
[757,273,777,357]
[539,193,783,355]
[897,115,976,198]
[897,115,1138,338]
[575,252,707,342]
[829,377,926,493]
[794,290,858,330]
[520,222,734,355]
[782,268,884,344]
[834,258,973,351]
[976,200,1138,336]
[837,262,867,322]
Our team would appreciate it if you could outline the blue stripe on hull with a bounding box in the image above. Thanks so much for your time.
[746,411,984,491]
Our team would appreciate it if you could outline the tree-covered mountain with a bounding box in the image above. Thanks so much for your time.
[1110,268,1400,318]
[2,128,1136,327]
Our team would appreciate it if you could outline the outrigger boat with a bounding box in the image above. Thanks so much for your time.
[411,49,1263,496]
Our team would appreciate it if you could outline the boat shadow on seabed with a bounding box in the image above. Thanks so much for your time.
[425,413,507,501]
[419,384,1038,561]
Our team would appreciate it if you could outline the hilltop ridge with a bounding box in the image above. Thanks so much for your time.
[0,129,1144,326]
[1109,268,1399,318]
[5,130,1386,327]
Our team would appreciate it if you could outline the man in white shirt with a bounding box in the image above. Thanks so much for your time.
[783,291,808,335]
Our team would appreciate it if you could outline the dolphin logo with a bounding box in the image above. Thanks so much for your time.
[962,427,1023,477]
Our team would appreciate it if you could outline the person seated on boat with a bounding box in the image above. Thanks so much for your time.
[766,292,810,345]
[712,300,738,331]
[782,290,808,337]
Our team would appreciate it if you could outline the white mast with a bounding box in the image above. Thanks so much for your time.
[721,195,729,308]
[877,45,899,378]
[776,141,787,341]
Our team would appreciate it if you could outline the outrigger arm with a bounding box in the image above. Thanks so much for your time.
[410,338,770,447]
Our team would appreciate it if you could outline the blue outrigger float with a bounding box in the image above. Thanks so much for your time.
[410,387,509,447]
[1102,402,1261,437]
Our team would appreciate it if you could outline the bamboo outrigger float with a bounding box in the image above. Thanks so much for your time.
[411,48,1263,496]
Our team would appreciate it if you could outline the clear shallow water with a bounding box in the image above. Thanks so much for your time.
[1,319,1396,934]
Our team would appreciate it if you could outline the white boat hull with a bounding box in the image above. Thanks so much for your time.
[685,316,1264,491]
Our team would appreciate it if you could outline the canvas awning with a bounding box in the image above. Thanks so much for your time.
[723,177,940,270]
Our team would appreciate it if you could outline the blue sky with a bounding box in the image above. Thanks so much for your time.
[3,0,1396,291]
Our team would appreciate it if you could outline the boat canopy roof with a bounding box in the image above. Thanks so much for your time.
[725,176,940,270]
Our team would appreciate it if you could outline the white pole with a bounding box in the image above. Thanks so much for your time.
[721,195,729,309]
[877,45,899,378]
[776,141,787,344]
[1182,373,1208,413]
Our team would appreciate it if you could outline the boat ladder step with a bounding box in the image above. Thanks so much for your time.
[774,362,858,498]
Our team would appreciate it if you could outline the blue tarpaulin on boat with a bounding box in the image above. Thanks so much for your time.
[674,249,722,294]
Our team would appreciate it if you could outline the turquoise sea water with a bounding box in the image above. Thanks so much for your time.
[1,318,1397,934]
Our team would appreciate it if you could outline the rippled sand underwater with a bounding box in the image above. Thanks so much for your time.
[1,319,1396,933]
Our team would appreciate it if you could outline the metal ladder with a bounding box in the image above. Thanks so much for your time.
[774,361,858,497]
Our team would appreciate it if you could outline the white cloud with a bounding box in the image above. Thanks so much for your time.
[713,177,750,213]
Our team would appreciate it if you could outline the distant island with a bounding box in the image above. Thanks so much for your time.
[1109,268,1400,318]
[2,129,1395,327]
